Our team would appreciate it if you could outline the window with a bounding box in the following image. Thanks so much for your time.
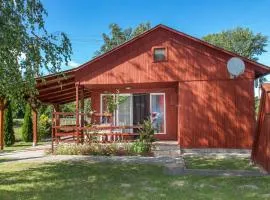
[150,93,165,133]
[153,47,166,62]
[100,94,133,127]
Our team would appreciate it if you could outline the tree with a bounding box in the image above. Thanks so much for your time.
[203,27,268,88]
[95,22,151,56]
[22,104,33,142]
[0,0,72,105]
[4,102,15,146]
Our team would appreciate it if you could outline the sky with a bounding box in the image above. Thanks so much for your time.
[42,0,270,75]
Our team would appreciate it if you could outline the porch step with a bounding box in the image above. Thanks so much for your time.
[153,141,181,158]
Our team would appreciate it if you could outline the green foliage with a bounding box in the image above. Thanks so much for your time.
[39,104,53,117]
[38,114,51,139]
[95,22,151,56]
[138,118,156,143]
[103,92,128,114]
[55,143,135,156]
[203,27,268,61]
[130,141,151,154]
[4,103,15,146]
[11,101,26,119]
[203,27,269,87]
[0,0,72,104]
[131,118,156,154]
[84,98,92,113]
[22,104,33,142]
[60,102,76,112]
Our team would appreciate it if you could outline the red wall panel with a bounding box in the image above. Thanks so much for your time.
[179,80,254,148]
[252,85,270,172]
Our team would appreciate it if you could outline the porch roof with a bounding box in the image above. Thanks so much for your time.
[36,70,90,104]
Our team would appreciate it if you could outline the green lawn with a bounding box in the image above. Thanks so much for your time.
[13,118,23,141]
[184,155,259,171]
[0,161,269,200]
[0,119,48,153]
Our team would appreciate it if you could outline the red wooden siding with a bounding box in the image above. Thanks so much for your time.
[74,27,263,148]
[252,84,270,172]
[179,80,254,148]
[77,29,255,85]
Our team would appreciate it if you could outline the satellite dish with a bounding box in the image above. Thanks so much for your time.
[227,57,245,78]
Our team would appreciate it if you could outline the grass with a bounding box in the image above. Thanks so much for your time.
[0,161,269,200]
[13,118,23,141]
[184,155,259,171]
[0,119,48,153]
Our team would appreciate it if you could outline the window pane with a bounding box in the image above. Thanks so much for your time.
[101,94,114,124]
[151,94,165,133]
[117,95,132,126]
[154,48,166,61]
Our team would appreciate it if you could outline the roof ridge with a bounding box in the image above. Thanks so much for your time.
[38,24,270,79]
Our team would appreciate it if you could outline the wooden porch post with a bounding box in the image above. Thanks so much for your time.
[80,87,85,143]
[75,83,80,143]
[52,104,60,152]
[32,108,38,146]
[0,105,4,150]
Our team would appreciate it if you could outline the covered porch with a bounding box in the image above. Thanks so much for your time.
[36,72,179,150]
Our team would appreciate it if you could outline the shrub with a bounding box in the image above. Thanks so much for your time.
[138,118,156,144]
[4,103,15,146]
[38,114,52,139]
[130,141,151,154]
[22,104,33,142]
[55,143,136,156]
[130,118,156,154]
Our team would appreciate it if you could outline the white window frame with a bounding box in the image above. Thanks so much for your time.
[150,93,166,134]
[116,93,133,127]
[100,93,133,126]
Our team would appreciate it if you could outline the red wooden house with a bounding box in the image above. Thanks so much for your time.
[35,24,270,149]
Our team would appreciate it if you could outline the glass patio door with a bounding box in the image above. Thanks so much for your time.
[150,93,165,134]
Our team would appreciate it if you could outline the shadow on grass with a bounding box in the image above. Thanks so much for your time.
[0,142,33,153]
[0,161,270,200]
[184,156,258,171]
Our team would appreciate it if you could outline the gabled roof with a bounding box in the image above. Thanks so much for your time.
[74,24,270,77]
[36,24,270,104]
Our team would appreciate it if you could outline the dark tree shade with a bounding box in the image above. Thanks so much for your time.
[22,104,33,142]
[4,103,15,146]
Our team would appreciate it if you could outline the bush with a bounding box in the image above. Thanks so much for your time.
[38,114,51,139]
[138,118,156,144]
[130,141,151,154]
[55,143,137,156]
[4,103,15,146]
[130,118,156,154]
[22,104,33,142]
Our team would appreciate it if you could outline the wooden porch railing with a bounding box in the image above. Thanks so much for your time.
[51,112,141,151]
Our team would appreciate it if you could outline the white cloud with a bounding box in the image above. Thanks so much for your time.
[68,60,80,68]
